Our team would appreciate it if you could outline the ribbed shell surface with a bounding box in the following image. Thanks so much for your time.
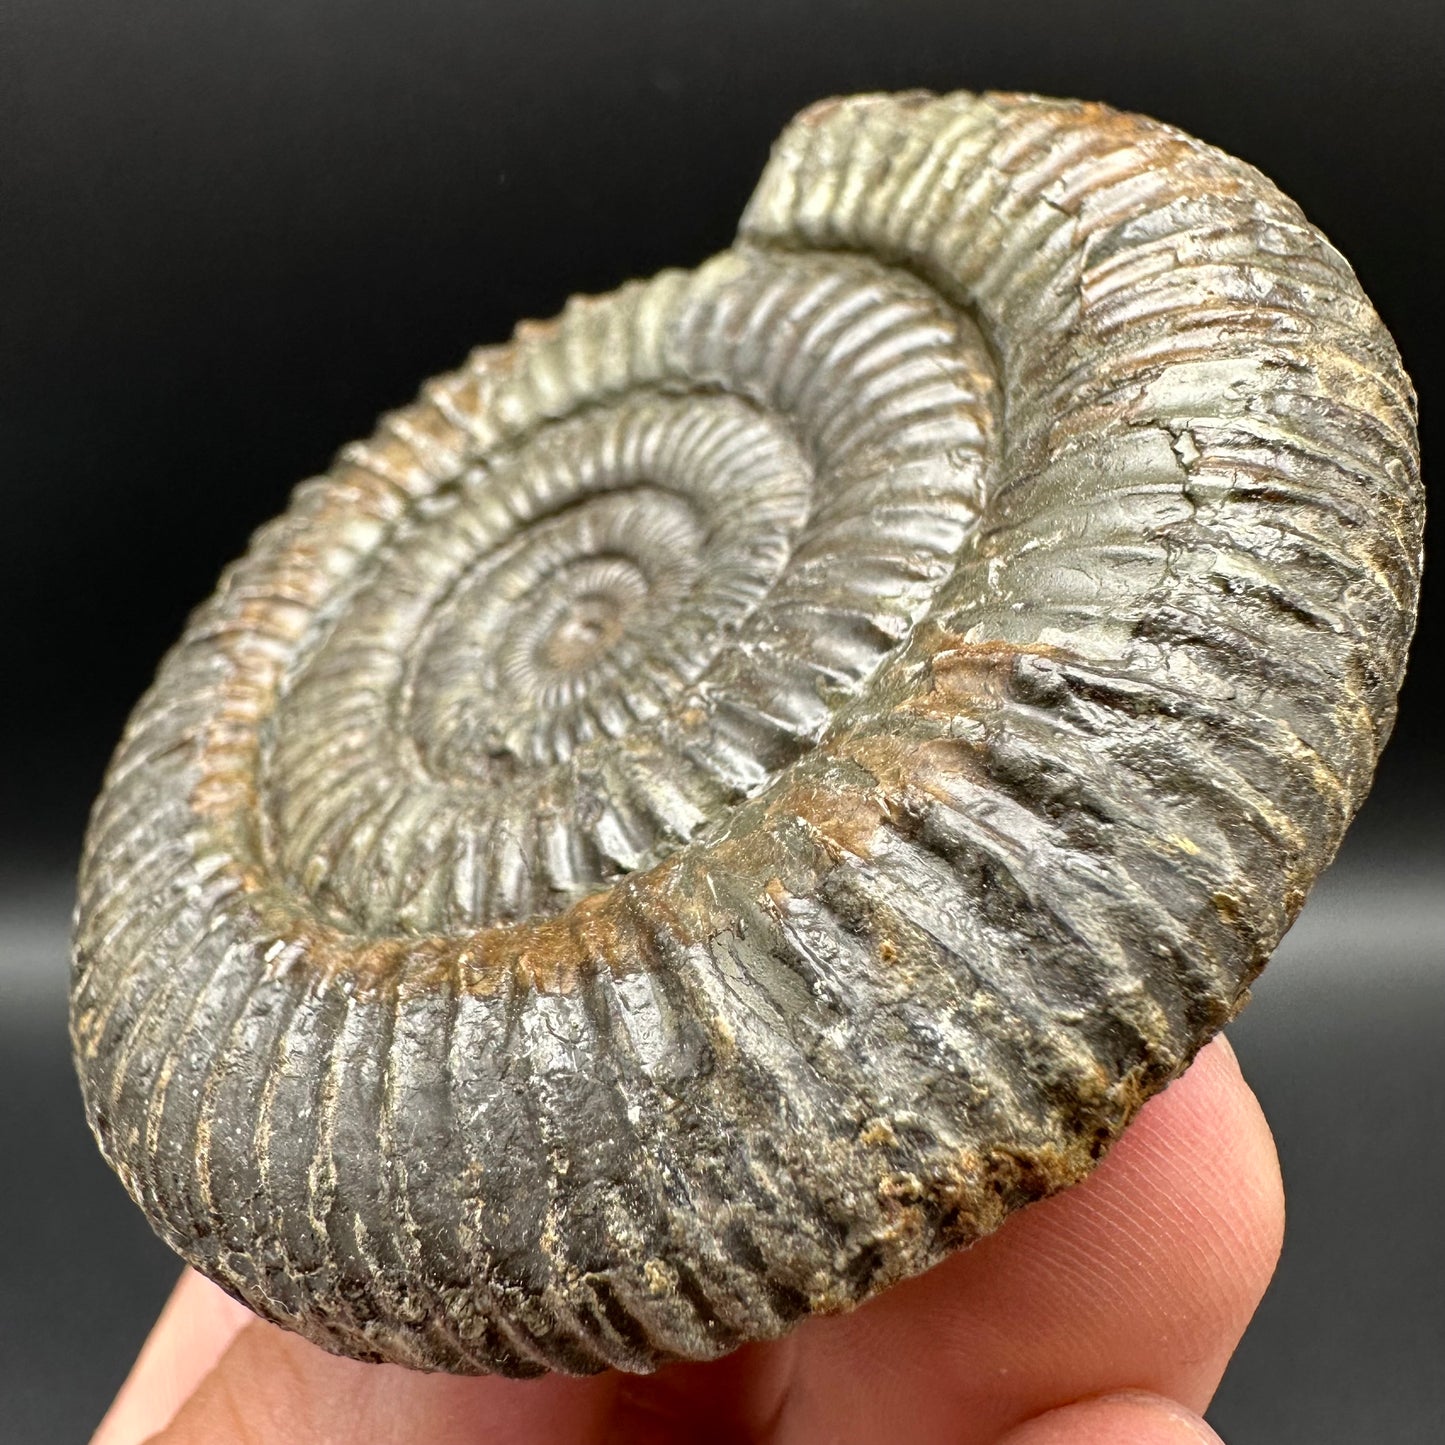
[72,91,1423,1375]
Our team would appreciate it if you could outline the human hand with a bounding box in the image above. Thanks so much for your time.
[92,1035,1279,1445]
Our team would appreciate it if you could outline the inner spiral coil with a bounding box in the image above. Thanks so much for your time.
[256,248,996,935]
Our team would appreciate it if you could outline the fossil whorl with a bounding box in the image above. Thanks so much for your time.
[72,90,1422,1376]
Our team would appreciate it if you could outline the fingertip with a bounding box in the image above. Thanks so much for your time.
[1015,1033,1284,1408]
[779,1035,1284,1443]
[1118,1033,1286,1354]
[148,1316,620,1445]
[91,1271,254,1445]
[995,1390,1225,1444]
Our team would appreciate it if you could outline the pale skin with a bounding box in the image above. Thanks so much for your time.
[94,1035,1281,1445]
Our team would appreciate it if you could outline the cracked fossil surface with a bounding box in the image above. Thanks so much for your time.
[71,90,1423,1375]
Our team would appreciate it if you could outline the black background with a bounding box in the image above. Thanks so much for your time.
[2,3,1440,1441]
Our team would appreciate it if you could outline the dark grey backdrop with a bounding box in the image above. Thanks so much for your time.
[2,2,1440,1440]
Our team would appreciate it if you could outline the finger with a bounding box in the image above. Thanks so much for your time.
[996,1390,1224,1444]
[771,1034,1283,1445]
[146,1317,620,1445]
[602,1335,800,1445]
[92,1269,253,1445]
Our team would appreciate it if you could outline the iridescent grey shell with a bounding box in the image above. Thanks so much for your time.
[72,91,1423,1375]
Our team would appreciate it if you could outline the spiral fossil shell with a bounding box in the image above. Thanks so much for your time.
[72,91,1423,1375]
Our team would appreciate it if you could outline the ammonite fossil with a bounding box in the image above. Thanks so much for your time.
[72,90,1423,1375]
